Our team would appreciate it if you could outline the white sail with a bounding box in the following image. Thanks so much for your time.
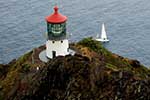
[101,23,107,40]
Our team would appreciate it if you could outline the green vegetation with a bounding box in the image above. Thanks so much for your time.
[78,38,131,67]
[77,38,150,78]
[0,38,150,99]
[78,37,109,54]
[0,51,33,98]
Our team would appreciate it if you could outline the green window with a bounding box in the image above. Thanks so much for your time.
[51,24,63,36]
[47,23,66,39]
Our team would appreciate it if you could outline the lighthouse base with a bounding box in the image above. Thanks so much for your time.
[46,39,69,59]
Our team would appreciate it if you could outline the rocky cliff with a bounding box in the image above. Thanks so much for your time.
[0,38,150,100]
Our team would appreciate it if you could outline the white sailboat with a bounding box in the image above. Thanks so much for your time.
[95,23,109,42]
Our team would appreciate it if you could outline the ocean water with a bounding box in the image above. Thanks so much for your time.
[0,0,150,67]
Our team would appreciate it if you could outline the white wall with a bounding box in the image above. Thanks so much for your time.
[46,39,69,58]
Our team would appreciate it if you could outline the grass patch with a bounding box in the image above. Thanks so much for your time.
[78,37,110,55]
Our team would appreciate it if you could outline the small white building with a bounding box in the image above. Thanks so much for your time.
[45,6,69,58]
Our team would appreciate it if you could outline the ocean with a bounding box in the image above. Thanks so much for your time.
[0,0,150,67]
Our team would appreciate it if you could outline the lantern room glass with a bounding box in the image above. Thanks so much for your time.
[47,22,66,40]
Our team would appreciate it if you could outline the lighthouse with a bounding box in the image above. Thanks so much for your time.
[45,6,69,58]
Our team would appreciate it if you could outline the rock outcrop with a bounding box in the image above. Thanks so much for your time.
[0,38,150,100]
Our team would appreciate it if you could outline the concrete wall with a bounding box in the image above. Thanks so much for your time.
[46,39,69,58]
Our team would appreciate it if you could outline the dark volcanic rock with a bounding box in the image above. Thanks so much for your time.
[130,59,141,68]
[0,38,150,100]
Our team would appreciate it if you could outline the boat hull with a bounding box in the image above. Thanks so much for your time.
[95,38,109,42]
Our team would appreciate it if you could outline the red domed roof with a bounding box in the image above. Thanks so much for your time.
[46,6,67,24]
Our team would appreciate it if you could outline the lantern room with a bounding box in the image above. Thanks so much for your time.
[46,6,67,40]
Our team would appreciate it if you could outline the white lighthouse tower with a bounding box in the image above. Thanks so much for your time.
[45,6,69,58]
